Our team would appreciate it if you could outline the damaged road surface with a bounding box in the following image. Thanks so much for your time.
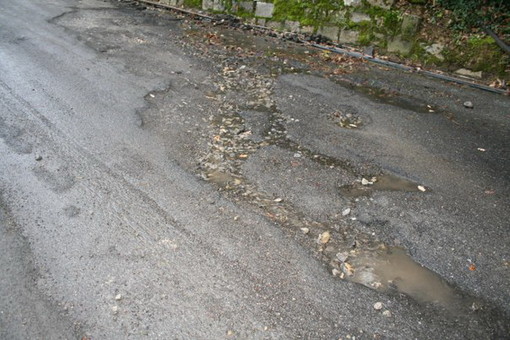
[1,0,509,338]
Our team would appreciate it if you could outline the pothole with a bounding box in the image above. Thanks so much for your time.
[180,16,494,319]
[341,246,480,314]
[339,173,426,197]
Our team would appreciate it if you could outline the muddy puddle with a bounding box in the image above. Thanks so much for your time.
[339,173,425,197]
[345,246,479,313]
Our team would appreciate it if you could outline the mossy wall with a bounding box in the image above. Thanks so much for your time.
[158,0,509,77]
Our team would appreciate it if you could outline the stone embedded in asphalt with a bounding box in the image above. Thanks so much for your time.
[35,154,43,161]
[382,310,392,317]
[342,208,351,216]
[336,252,349,263]
[341,262,354,276]
[463,101,474,109]
[373,302,383,310]
[361,178,372,186]
[318,231,331,244]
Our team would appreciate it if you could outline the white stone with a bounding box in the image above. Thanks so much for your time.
[425,43,444,60]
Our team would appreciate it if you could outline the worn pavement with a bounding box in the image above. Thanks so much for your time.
[0,0,509,338]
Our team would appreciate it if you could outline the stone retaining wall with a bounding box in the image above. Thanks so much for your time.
[154,0,509,77]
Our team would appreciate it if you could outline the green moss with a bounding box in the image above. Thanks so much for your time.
[360,6,402,36]
[272,0,343,28]
[442,35,509,76]
[183,0,202,8]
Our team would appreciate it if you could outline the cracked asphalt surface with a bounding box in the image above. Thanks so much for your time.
[1,0,509,338]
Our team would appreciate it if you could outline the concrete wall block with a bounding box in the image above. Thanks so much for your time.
[387,37,413,55]
[344,0,362,6]
[284,20,301,32]
[366,0,396,9]
[202,0,214,10]
[203,0,225,11]
[319,26,340,43]
[351,12,371,23]
[401,14,422,36]
[238,1,255,13]
[339,29,359,44]
[255,1,274,18]
[300,26,315,34]
[266,21,282,30]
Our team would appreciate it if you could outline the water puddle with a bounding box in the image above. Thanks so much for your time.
[339,174,424,197]
[349,247,458,307]
[206,170,242,188]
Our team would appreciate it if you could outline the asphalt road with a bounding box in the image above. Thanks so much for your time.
[1,0,509,338]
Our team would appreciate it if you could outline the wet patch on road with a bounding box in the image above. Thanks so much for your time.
[339,174,425,198]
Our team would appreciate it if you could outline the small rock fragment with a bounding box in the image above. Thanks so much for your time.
[35,154,43,161]
[332,268,341,276]
[361,178,372,186]
[342,208,351,216]
[112,306,119,314]
[417,185,426,192]
[318,231,331,244]
[373,302,383,310]
[273,197,283,203]
[300,227,310,234]
[341,262,354,276]
[463,101,474,109]
[336,252,349,263]
[382,310,392,317]
[115,294,122,301]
